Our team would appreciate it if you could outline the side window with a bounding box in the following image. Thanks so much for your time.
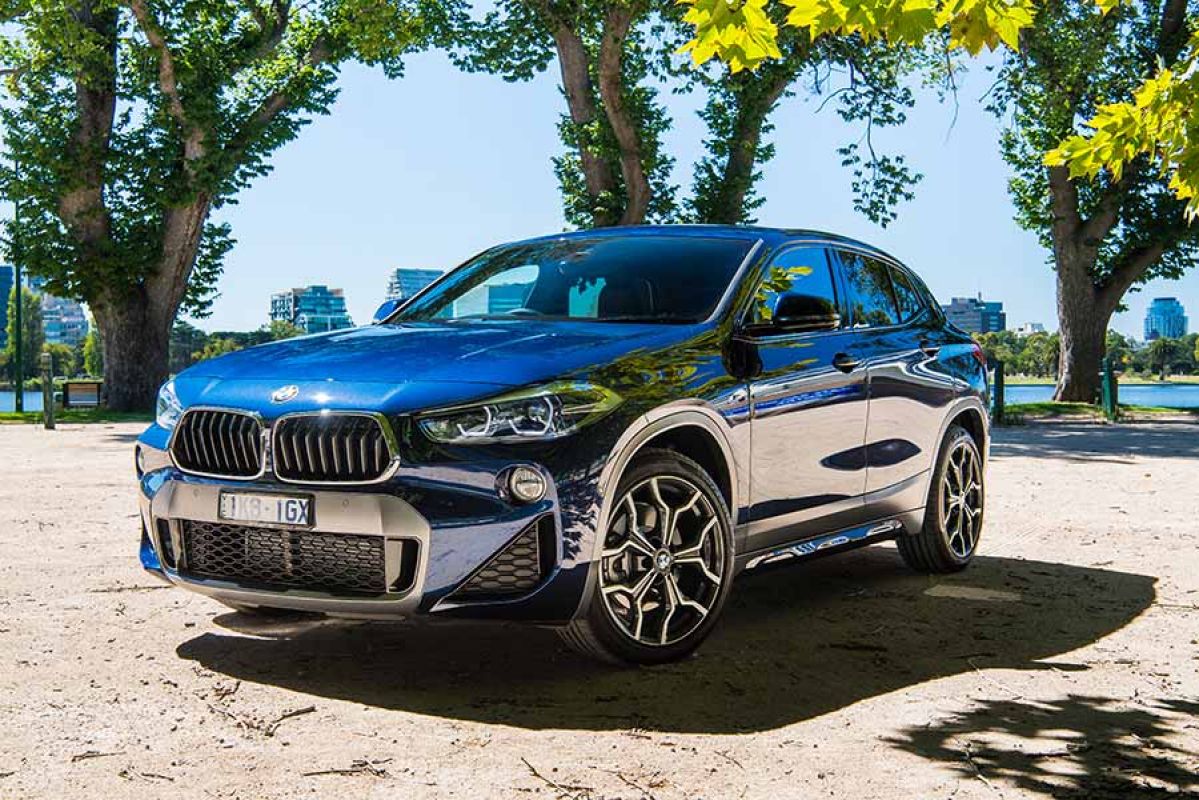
[748,247,838,327]
[889,266,926,323]
[839,251,900,328]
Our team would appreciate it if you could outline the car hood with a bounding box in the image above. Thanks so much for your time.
[175,320,701,415]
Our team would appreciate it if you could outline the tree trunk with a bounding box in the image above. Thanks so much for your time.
[547,21,619,227]
[1053,288,1109,402]
[93,292,172,411]
[597,5,650,226]
[703,72,791,224]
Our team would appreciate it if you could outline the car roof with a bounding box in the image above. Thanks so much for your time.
[512,224,904,267]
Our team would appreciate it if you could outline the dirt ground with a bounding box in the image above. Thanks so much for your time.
[0,420,1197,799]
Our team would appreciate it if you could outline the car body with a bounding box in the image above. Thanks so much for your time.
[136,225,989,664]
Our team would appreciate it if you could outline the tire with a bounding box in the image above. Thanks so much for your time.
[898,424,985,574]
[559,448,736,665]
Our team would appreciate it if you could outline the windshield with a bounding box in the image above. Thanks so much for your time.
[394,235,756,324]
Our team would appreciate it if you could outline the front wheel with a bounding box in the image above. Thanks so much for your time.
[898,424,985,573]
[559,449,735,665]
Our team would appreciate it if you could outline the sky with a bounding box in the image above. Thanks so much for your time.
[14,44,1199,337]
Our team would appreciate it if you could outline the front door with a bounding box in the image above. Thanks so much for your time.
[741,245,871,552]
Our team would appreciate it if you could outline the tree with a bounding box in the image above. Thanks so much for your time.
[0,0,440,410]
[169,320,209,374]
[680,0,1199,214]
[263,319,304,340]
[193,336,243,363]
[457,0,920,229]
[455,0,676,227]
[4,286,44,382]
[43,343,78,378]
[990,0,1196,401]
[82,329,104,378]
[1146,336,1179,379]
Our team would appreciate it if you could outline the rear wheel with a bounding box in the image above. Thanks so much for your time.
[898,424,985,573]
[559,449,735,665]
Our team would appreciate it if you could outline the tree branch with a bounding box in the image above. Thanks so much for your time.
[224,33,331,159]
[1157,0,1189,63]
[128,0,190,135]
[1097,241,1168,313]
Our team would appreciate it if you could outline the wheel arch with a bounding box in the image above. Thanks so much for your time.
[570,404,741,621]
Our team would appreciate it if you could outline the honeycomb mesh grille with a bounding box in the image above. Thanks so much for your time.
[181,520,387,595]
[457,518,548,597]
[272,414,392,483]
[172,410,263,478]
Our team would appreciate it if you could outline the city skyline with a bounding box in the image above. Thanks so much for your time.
[1144,297,1189,340]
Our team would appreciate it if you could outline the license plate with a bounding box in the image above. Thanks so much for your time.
[219,492,312,527]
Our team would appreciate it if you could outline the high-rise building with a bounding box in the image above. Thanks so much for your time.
[942,294,1007,334]
[270,286,354,334]
[0,265,12,349]
[386,268,444,302]
[40,295,90,348]
[1144,297,1188,340]
[486,282,532,315]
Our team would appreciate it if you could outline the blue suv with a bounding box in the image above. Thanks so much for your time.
[136,226,989,664]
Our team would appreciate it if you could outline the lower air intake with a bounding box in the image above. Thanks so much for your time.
[456,516,555,598]
[180,520,397,596]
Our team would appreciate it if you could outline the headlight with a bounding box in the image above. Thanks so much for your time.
[418,382,622,444]
[156,380,183,431]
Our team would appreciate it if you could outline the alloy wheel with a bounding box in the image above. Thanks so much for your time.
[940,439,983,558]
[599,475,726,647]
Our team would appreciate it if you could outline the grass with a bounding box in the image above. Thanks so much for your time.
[1003,401,1199,423]
[0,409,153,425]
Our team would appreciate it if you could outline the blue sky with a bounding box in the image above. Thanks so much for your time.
[75,47,1199,337]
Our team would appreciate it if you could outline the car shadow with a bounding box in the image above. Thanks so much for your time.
[992,421,1199,462]
[886,695,1199,798]
[175,546,1155,734]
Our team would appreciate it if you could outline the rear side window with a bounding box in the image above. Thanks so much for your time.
[889,266,927,323]
[839,251,900,328]
[747,247,837,327]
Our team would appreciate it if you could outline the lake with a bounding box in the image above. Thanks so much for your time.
[0,391,44,413]
[1004,383,1199,408]
[5,383,1199,414]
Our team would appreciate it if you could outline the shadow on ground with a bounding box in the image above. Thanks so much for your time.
[176,546,1154,733]
[888,695,1199,798]
[993,421,1199,463]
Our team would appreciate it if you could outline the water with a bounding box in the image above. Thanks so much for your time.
[1004,383,1199,408]
[0,391,44,413]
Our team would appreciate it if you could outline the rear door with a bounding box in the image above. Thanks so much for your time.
[742,245,871,552]
[836,250,957,510]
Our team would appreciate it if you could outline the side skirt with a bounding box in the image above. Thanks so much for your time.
[735,514,917,575]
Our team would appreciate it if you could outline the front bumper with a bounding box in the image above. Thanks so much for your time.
[135,433,602,625]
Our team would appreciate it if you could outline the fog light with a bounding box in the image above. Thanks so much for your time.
[509,466,547,504]
[135,445,146,477]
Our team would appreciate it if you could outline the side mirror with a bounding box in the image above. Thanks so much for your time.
[772,293,840,332]
[372,298,403,325]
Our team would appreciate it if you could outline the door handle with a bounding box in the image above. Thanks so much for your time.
[919,339,942,357]
[832,353,862,373]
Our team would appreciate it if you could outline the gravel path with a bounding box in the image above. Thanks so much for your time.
[1,421,1196,798]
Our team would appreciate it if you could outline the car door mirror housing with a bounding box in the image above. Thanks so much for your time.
[772,293,841,332]
[372,298,403,324]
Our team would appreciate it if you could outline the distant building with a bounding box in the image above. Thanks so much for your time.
[942,294,1007,334]
[1144,297,1188,340]
[270,286,354,333]
[487,282,532,315]
[1015,322,1046,337]
[0,265,12,349]
[40,294,90,348]
[386,268,444,302]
